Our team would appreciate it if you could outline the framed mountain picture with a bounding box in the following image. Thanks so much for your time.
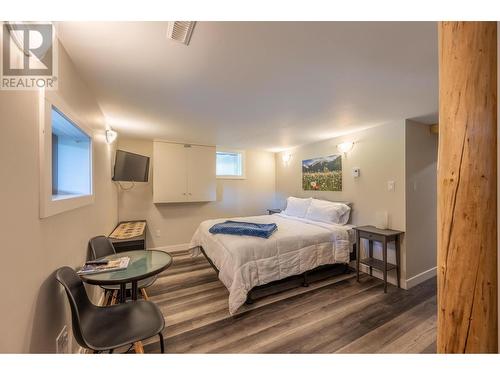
[302,154,342,191]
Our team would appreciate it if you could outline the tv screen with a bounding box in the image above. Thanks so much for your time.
[112,150,150,182]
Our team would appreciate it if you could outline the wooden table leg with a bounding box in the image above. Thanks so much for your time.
[356,231,360,282]
[101,290,110,306]
[133,342,144,354]
[106,290,114,306]
[395,235,401,288]
[110,290,117,305]
[383,238,388,293]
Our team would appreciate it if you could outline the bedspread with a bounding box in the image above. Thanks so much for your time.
[190,213,353,314]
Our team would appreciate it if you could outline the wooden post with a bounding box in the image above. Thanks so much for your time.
[438,22,498,353]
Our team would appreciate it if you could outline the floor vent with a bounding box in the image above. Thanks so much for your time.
[166,21,196,45]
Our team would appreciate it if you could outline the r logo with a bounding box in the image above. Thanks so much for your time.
[1,22,57,89]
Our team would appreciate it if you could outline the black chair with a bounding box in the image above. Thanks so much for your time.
[88,236,157,303]
[56,266,165,353]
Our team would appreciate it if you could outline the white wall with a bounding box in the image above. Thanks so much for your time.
[276,121,407,285]
[116,138,276,248]
[405,120,438,285]
[0,43,117,353]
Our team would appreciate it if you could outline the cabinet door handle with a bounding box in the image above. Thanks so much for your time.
[182,193,186,195]
[188,193,192,195]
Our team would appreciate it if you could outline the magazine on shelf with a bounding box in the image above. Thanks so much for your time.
[77,257,130,275]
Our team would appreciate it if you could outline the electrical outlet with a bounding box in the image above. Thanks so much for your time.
[155,229,161,237]
[56,325,69,354]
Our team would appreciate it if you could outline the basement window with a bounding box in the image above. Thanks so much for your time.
[216,149,246,179]
[39,91,94,218]
[51,107,92,200]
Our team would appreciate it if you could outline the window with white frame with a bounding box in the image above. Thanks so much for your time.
[51,107,92,200]
[216,150,245,178]
[39,91,94,218]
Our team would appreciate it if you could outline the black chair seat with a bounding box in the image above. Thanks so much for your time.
[83,301,165,352]
[100,275,157,292]
[56,267,165,353]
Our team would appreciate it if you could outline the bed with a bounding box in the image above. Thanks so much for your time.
[189,198,356,314]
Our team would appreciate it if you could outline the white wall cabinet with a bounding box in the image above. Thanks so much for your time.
[153,141,216,203]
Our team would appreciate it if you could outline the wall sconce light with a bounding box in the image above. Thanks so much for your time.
[282,152,292,165]
[337,141,354,155]
[105,129,118,144]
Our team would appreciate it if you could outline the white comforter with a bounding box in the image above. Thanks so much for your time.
[190,213,353,314]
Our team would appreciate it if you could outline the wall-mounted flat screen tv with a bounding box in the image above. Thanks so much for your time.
[112,150,150,182]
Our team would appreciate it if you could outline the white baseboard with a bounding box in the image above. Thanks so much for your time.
[355,263,436,290]
[405,267,437,289]
[151,243,191,252]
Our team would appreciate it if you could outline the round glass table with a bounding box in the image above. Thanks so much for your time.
[80,250,173,303]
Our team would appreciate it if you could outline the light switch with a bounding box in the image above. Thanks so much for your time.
[387,180,395,192]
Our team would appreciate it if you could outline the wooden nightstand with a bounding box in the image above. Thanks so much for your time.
[354,225,404,293]
[267,208,282,215]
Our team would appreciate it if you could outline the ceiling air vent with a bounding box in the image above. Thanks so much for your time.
[166,21,196,45]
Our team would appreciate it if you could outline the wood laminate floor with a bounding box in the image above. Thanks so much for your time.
[143,249,437,354]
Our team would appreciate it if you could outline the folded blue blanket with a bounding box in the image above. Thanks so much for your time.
[209,221,278,239]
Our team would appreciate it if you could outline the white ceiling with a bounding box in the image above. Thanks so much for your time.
[56,22,438,151]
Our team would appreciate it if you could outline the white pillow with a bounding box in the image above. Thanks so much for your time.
[305,199,351,225]
[283,197,312,218]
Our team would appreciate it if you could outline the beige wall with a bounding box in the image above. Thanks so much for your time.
[276,120,438,288]
[405,120,438,281]
[0,43,117,353]
[116,138,276,248]
[276,121,407,284]
[276,122,406,229]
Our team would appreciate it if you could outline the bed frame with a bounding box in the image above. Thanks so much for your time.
[198,245,356,305]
